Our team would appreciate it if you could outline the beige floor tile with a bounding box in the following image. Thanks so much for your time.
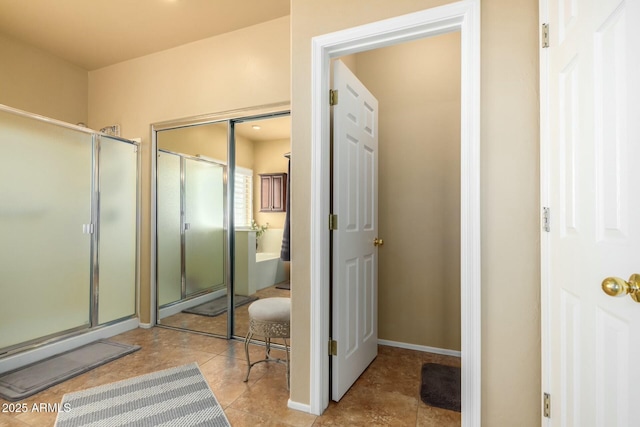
[0,413,31,427]
[416,404,461,427]
[230,374,315,427]
[2,292,461,427]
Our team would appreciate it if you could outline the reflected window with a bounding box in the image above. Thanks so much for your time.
[235,167,253,228]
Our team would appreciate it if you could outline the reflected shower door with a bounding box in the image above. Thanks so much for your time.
[157,151,182,306]
[0,111,92,350]
[184,158,225,296]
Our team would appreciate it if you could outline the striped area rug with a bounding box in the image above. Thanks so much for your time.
[55,363,230,427]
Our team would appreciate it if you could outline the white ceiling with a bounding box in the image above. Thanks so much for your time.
[235,115,290,143]
[0,0,290,71]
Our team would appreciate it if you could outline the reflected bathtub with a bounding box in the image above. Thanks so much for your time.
[255,252,288,290]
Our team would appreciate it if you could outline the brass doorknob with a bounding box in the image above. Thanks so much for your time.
[374,237,384,247]
[602,274,640,303]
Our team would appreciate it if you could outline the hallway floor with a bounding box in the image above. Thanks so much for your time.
[0,328,461,426]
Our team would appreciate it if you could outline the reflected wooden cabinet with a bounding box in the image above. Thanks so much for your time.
[260,173,287,212]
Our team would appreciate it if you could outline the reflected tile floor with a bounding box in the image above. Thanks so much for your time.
[160,285,290,341]
[0,329,460,426]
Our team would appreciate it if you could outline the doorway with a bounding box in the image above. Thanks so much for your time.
[348,26,461,357]
[308,1,481,422]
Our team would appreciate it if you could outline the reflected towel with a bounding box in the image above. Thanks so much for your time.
[280,158,291,261]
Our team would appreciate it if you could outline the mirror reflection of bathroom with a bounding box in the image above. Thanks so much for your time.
[233,115,291,342]
[156,121,229,336]
[155,113,290,340]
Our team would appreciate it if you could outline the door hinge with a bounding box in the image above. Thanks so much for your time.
[329,339,338,356]
[543,392,551,418]
[82,223,94,234]
[329,89,338,106]
[329,214,338,230]
[542,23,550,48]
[543,207,550,232]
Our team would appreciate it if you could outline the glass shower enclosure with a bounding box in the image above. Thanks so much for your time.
[157,151,226,306]
[0,105,139,356]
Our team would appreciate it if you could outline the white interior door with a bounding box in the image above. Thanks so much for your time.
[544,0,640,425]
[331,59,379,401]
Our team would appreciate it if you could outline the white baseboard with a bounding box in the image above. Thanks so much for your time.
[158,289,226,319]
[378,339,461,358]
[138,322,154,329]
[0,318,139,374]
[287,399,312,414]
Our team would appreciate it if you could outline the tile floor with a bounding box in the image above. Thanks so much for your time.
[0,327,460,427]
[160,285,290,342]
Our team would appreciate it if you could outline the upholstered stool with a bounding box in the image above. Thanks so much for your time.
[243,297,290,388]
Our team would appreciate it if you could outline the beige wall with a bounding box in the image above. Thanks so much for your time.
[252,138,290,229]
[352,32,461,351]
[0,33,88,125]
[156,122,255,170]
[290,1,540,425]
[88,16,290,324]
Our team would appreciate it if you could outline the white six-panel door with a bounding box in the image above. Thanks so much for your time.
[544,0,640,425]
[331,59,379,401]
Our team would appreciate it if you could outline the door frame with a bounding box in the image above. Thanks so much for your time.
[309,0,481,423]
[539,1,550,426]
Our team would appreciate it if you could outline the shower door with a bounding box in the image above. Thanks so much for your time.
[0,111,93,350]
[97,136,138,324]
[157,151,226,313]
[184,158,225,296]
[157,151,182,306]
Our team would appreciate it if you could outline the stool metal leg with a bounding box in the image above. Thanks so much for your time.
[284,337,290,390]
[243,330,253,382]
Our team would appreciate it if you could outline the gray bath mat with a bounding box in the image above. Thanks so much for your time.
[0,340,140,401]
[183,294,258,317]
[420,363,461,412]
[55,363,230,427]
[275,281,290,290]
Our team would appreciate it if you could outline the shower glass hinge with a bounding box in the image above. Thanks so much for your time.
[329,214,338,230]
[82,223,94,234]
[329,339,338,356]
[329,89,338,106]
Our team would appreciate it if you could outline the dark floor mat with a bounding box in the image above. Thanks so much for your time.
[275,281,290,290]
[420,363,461,412]
[0,340,140,401]
[182,294,258,317]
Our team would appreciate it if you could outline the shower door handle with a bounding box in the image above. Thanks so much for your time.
[184,223,191,231]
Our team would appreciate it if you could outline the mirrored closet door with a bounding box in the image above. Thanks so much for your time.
[156,121,229,336]
[154,108,290,341]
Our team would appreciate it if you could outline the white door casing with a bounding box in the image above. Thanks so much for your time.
[331,59,379,401]
[541,0,640,425]
[308,1,480,422]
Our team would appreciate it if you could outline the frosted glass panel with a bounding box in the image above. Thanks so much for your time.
[98,137,137,324]
[0,110,92,349]
[185,159,225,295]
[157,152,182,306]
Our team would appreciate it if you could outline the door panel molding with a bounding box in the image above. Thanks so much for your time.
[307,1,481,424]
